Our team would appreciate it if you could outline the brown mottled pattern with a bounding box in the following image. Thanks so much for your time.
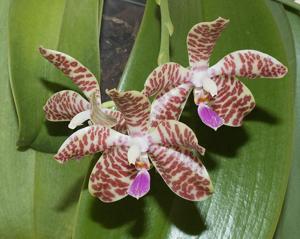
[150,84,192,127]
[54,125,130,163]
[210,50,288,79]
[90,104,118,128]
[89,146,137,202]
[107,89,150,136]
[150,120,205,156]
[101,108,127,133]
[143,63,191,98]
[43,90,90,121]
[39,47,100,100]
[148,145,212,201]
[187,17,229,66]
[211,75,256,126]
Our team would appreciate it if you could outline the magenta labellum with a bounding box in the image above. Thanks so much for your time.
[128,169,151,199]
[197,104,224,131]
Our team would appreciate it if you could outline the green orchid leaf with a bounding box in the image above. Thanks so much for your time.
[275,9,300,239]
[275,0,300,11]
[71,0,295,238]
[9,0,102,153]
[0,1,91,238]
[0,0,101,238]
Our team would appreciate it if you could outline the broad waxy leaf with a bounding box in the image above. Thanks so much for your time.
[275,8,300,239]
[275,0,300,11]
[9,0,102,153]
[1,0,101,238]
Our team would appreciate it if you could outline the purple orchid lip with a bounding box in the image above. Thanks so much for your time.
[128,169,150,199]
[197,104,224,131]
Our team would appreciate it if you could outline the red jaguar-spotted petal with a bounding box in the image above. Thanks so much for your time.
[107,89,150,136]
[148,145,213,201]
[187,17,229,67]
[150,84,192,127]
[149,120,205,155]
[89,146,137,203]
[54,125,130,163]
[210,50,288,79]
[43,90,90,121]
[39,47,101,101]
[90,93,118,128]
[142,63,191,98]
[211,75,256,126]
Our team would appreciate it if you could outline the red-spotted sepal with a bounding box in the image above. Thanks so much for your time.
[149,120,205,155]
[148,145,213,201]
[89,146,137,202]
[107,89,151,136]
[43,90,90,121]
[187,17,229,67]
[210,50,288,79]
[54,125,130,163]
[150,84,192,127]
[211,75,256,126]
[143,63,191,98]
[39,46,100,101]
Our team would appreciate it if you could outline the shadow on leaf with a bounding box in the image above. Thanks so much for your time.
[88,155,147,238]
[55,176,85,211]
[89,168,207,237]
[246,105,280,124]
[40,77,73,94]
[181,98,278,158]
[151,172,207,235]
[91,196,146,238]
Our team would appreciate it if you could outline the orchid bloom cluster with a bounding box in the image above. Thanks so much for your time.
[41,17,287,203]
[143,17,287,130]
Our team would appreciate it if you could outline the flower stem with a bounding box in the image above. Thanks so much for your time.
[156,0,174,65]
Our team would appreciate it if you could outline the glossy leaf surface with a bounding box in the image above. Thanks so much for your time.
[0,0,99,238]
[9,0,102,153]
[275,8,300,239]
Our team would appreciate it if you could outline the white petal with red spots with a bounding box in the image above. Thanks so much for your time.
[107,89,151,136]
[54,125,130,163]
[187,17,229,66]
[143,62,191,98]
[89,146,137,202]
[210,50,288,79]
[211,75,256,126]
[149,120,205,155]
[150,83,192,127]
[39,47,100,101]
[43,90,90,121]
[148,145,213,201]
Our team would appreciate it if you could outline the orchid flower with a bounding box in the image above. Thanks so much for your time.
[54,89,212,202]
[39,47,125,131]
[143,17,288,130]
